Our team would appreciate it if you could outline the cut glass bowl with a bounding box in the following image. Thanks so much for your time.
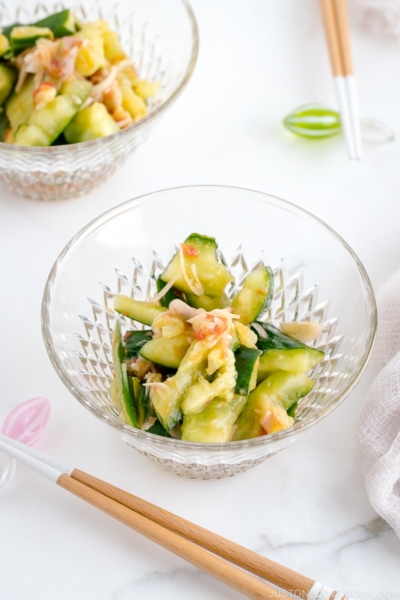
[0,0,198,200]
[42,186,377,478]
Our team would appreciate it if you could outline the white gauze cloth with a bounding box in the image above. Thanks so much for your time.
[357,270,400,538]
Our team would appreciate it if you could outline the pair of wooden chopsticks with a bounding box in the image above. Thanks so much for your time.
[0,434,347,600]
[319,0,362,160]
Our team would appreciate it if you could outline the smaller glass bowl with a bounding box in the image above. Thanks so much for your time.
[42,186,377,479]
[0,1,198,201]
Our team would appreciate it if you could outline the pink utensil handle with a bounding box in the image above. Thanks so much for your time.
[0,397,51,490]
[1,397,51,445]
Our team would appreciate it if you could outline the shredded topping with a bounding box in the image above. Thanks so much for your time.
[188,309,239,342]
[152,312,186,339]
[15,37,83,92]
[144,381,173,403]
[90,65,117,102]
[152,275,179,303]
[181,243,199,258]
[169,299,198,321]
[251,322,267,338]
[179,244,204,296]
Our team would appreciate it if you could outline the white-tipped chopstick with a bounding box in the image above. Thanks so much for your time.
[319,0,362,160]
[0,434,352,600]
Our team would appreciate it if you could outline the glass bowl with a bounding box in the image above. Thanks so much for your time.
[0,1,198,201]
[41,186,377,478]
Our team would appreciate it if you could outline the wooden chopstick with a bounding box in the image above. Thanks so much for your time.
[0,435,347,600]
[57,473,287,600]
[319,0,344,76]
[0,436,287,600]
[72,468,315,598]
[332,0,363,158]
[332,0,353,75]
[318,0,362,159]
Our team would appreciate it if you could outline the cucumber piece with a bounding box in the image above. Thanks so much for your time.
[160,233,234,297]
[109,377,122,412]
[114,295,167,326]
[134,80,159,101]
[51,132,67,145]
[132,377,150,429]
[10,26,53,50]
[13,124,49,146]
[0,34,10,57]
[181,395,247,443]
[34,10,77,37]
[1,23,20,41]
[151,341,209,430]
[5,74,35,131]
[0,110,10,141]
[232,266,274,325]
[181,348,237,416]
[112,322,138,427]
[0,65,17,105]
[139,334,191,369]
[103,30,126,64]
[156,277,183,308]
[147,419,172,438]
[234,346,261,396]
[125,330,153,358]
[233,372,314,440]
[74,27,105,76]
[253,322,325,379]
[186,293,230,311]
[250,371,314,411]
[119,78,147,120]
[287,401,298,418]
[14,79,92,146]
[64,102,119,143]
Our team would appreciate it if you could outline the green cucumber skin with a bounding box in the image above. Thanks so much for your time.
[125,330,153,358]
[132,377,149,429]
[2,23,20,40]
[147,420,172,438]
[34,9,77,37]
[254,322,310,351]
[10,26,54,50]
[112,323,138,428]
[0,110,10,141]
[234,346,261,396]
[0,65,17,106]
[185,233,218,250]
[253,322,324,375]
[232,266,274,325]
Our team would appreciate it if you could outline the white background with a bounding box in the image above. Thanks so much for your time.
[1,0,400,598]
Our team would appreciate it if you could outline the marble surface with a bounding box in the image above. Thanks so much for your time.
[1,0,400,597]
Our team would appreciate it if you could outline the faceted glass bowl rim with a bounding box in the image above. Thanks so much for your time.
[0,0,199,153]
[41,185,377,450]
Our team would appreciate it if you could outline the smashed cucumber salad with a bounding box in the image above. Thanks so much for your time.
[0,9,159,146]
[111,233,325,443]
